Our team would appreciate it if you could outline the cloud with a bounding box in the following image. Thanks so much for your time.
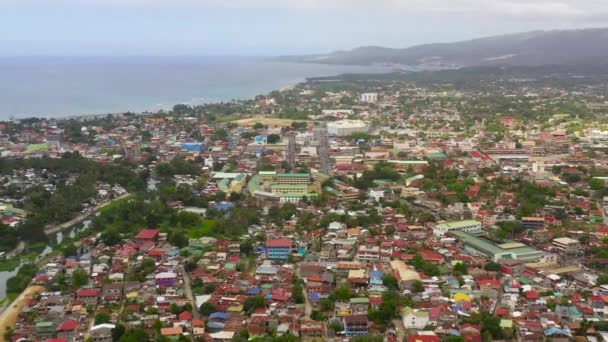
[72,0,608,18]
[3,0,608,20]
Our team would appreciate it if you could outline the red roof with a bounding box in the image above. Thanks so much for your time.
[419,249,444,262]
[76,289,99,297]
[495,307,510,316]
[408,334,440,342]
[266,239,292,248]
[148,249,165,257]
[524,290,539,300]
[307,276,323,283]
[179,311,193,321]
[57,319,78,332]
[478,279,501,288]
[135,229,160,240]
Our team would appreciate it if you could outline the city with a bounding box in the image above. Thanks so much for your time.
[0,71,608,342]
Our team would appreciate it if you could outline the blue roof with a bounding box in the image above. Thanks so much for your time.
[207,321,225,330]
[370,270,384,278]
[215,201,235,211]
[309,293,321,301]
[451,305,464,312]
[209,312,229,321]
[265,293,273,300]
[181,143,204,152]
[544,327,572,337]
[247,288,261,295]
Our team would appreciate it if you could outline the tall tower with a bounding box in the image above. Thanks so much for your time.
[287,131,297,168]
[318,126,332,175]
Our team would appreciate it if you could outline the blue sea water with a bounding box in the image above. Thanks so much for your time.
[0,56,388,119]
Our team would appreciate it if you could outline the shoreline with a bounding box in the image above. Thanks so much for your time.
[0,285,46,339]
[6,86,289,121]
[0,58,391,121]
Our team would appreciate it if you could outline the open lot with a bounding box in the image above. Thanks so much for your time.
[230,116,310,128]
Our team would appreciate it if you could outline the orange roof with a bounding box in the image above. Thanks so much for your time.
[346,228,361,235]
[161,327,183,336]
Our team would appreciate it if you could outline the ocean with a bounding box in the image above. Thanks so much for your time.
[0,56,388,119]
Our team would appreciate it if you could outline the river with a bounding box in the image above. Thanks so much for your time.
[0,220,91,299]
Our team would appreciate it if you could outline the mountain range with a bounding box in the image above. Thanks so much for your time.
[279,28,608,68]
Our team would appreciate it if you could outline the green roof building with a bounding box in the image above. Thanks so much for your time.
[434,220,482,236]
[451,230,543,262]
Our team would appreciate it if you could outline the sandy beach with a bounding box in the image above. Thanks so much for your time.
[0,286,45,341]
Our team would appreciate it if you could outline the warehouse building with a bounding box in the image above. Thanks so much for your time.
[451,230,543,262]
[433,220,482,236]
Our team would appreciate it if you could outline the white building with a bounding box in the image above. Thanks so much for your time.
[327,120,369,137]
[433,220,482,236]
[360,93,378,103]
[402,307,430,329]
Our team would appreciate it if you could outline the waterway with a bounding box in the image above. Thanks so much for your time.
[0,220,91,299]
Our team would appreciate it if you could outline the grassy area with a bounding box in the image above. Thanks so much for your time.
[188,219,216,238]
[0,259,21,272]
[7,292,18,302]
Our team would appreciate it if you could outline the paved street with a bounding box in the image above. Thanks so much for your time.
[181,265,201,320]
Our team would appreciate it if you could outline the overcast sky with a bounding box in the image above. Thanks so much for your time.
[2,0,607,56]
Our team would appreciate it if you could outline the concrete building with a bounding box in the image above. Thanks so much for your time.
[266,239,293,261]
[276,173,310,185]
[355,246,380,263]
[360,92,378,103]
[433,220,482,236]
[270,184,309,194]
[522,217,545,229]
[552,237,580,255]
[327,120,369,137]
[258,171,277,182]
[389,260,421,289]
[402,307,430,329]
[89,324,116,342]
[278,192,317,203]
[343,315,368,336]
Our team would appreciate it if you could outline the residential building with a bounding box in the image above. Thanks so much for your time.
[89,324,115,342]
[522,217,545,229]
[343,315,368,336]
[552,237,580,255]
[402,307,430,329]
[266,239,292,261]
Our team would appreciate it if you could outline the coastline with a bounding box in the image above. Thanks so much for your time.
[0,285,46,339]
[0,57,390,120]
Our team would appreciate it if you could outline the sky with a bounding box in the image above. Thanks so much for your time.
[1,0,608,56]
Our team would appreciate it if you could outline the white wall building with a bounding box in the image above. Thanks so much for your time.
[327,120,369,137]
[402,307,430,329]
[360,93,378,103]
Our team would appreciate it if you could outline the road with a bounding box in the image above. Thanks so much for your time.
[392,318,406,342]
[295,265,312,318]
[598,201,608,226]
[5,242,25,259]
[44,193,130,235]
[492,284,504,315]
[181,266,201,320]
